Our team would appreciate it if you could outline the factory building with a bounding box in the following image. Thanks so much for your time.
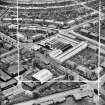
[49,49,63,58]
[53,42,88,63]
[73,84,94,100]
[7,64,27,77]
[0,32,17,47]
[67,20,75,25]
[32,69,53,84]
[0,79,17,91]
[0,70,11,82]
[30,44,41,51]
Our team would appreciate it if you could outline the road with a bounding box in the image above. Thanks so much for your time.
[0,1,85,10]
[14,85,92,105]
[70,30,105,51]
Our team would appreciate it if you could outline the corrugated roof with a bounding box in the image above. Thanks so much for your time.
[32,69,53,84]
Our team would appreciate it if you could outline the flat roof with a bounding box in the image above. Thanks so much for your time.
[0,70,11,81]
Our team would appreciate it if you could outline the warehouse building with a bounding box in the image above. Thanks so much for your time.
[32,69,53,84]
[56,42,88,63]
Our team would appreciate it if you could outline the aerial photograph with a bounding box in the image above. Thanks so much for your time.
[0,0,105,105]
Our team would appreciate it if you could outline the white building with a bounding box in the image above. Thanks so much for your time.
[32,69,53,84]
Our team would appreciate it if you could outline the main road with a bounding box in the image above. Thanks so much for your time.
[14,84,93,105]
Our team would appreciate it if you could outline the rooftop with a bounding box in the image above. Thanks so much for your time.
[32,69,53,84]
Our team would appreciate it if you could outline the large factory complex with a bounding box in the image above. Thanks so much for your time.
[0,0,105,105]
